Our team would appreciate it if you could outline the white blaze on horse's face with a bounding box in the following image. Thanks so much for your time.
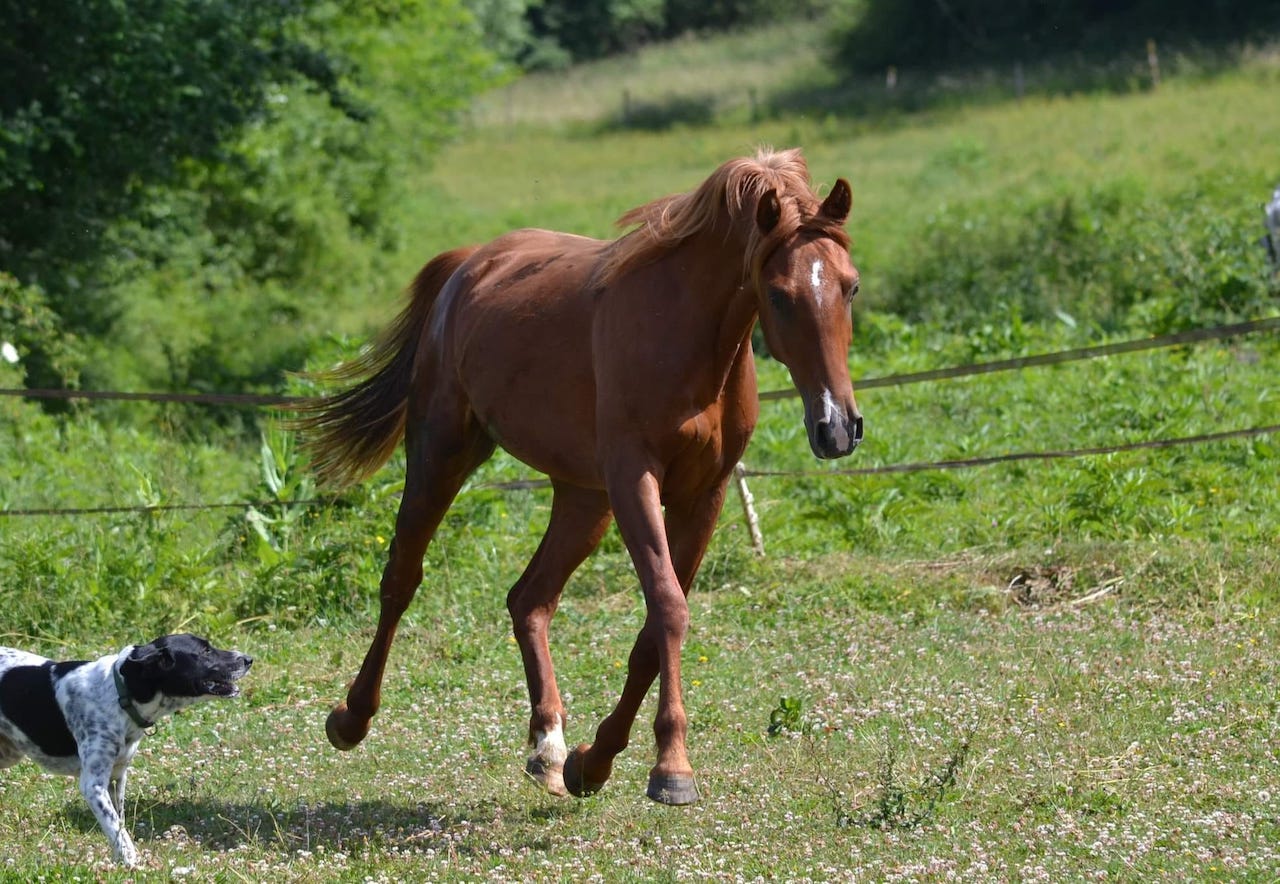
[819,388,851,452]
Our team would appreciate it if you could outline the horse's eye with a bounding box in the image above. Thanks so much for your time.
[846,282,860,303]
[767,287,791,316]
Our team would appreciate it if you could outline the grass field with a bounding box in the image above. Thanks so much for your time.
[468,18,835,130]
[2,18,1279,882]
[2,587,1278,880]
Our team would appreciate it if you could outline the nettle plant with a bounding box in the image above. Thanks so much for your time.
[244,426,316,567]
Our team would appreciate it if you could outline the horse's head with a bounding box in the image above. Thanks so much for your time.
[753,179,862,460]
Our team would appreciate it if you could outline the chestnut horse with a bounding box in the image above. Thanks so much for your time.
[294,147,862,805]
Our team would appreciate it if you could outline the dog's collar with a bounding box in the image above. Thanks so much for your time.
[113,658,154,730]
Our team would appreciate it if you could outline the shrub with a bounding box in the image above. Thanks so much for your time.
[873,181,1278,337]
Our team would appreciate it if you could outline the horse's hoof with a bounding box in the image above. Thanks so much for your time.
[563,744,609,798]
[525,757,568,797]
[646,772,700,806]
[325,703,370,750]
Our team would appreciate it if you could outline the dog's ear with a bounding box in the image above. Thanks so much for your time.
[142,647,179,675]
[129,641,176,669]
[128,644,158,664]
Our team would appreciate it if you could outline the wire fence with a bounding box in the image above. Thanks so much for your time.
[5,316,1278,409]
[1,316,1276,519]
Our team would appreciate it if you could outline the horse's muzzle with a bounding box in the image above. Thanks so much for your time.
[806,398,863,460]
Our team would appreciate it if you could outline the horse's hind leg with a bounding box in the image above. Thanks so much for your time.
[508,482,612,796]
[326,396,495,750]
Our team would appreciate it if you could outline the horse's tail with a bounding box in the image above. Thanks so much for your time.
[291,246,477,488]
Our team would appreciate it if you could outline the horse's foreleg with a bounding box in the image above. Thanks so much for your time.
[509,482,612,796]
[564,471,725,805]
[642,481,729,803]
[327,411,494,750]
[563,624,659,799]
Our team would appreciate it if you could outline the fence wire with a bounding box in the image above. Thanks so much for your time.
[1,316,1275,518]
[2,423,1275,518]
[4,316,1277,408]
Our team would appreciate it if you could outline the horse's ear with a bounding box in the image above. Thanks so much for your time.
[821,178,853,224]
[756,189,782,233]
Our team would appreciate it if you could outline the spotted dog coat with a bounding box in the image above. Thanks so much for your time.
[0,633,253,866]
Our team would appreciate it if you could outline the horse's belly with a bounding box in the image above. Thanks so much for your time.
[481,399,604,490]
[458,317,603,488]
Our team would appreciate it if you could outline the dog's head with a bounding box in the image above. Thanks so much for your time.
[121,633,253,709]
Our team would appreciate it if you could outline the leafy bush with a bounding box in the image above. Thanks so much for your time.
[872,180,1278,337]
[0,0,495,398]
[0,0,343,294]
[0,273,80,389]
[469,0,836,69]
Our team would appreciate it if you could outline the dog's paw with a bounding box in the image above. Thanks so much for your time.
[114,838,141,867]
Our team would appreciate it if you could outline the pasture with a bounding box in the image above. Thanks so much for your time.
[2,23,1279,882]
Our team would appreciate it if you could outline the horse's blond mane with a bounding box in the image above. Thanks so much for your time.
[594,147,849,291]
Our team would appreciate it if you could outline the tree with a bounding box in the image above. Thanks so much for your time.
[0,2,326,288]
[0,0,494,393]
[830,0,1280,74]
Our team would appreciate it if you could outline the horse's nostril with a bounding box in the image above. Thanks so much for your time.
[851,414,864,445]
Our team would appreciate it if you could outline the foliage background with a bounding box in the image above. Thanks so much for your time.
[0,0,495,395]
[832,0,1280,74]
[4,0,1276,401]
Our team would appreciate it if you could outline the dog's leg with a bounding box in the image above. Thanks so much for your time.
[80,766,139,866]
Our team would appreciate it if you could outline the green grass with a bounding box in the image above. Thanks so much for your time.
[468,19,835,130]
[2,18,1280,881]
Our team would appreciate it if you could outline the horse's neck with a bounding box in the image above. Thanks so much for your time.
[712,285,759,381]
[667,234,761,400]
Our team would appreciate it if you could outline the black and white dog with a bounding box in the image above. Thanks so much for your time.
[0,633,253,866]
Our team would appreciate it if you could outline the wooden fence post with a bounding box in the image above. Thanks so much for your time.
[734,462,765,557]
